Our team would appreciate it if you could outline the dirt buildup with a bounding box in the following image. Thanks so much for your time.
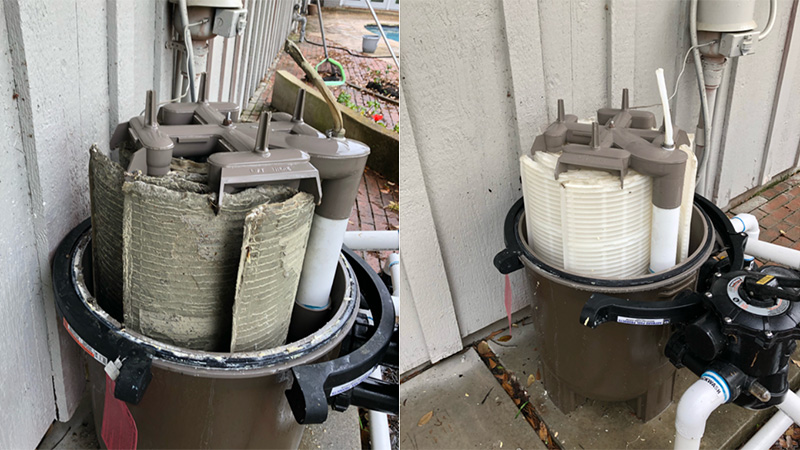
[90,148,315,352]
[366,81,398,99]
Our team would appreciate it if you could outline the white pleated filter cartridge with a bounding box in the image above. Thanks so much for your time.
[521,152,564,268]
[521,152,654,278]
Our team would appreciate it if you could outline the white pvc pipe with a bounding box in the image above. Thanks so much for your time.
[344,230,399,251]
[758,0,778,41]
[656,68,675,149]
[650,206,681,273]
[674,373,729,450]
[177,0,197,102]
[741,392,800,450]
[777,391,800,425]
[368,368,392,450]
[295,215,349,310]
[731,213,760,263]
[383,253,399,316]
[745,239,800,271]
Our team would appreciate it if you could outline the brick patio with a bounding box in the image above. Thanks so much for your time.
[239,10,400,273]
[243,11,399,130]
[730,172,800,255]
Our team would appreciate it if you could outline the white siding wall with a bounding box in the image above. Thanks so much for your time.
[401,0,800,373]
[0,0,300,444]
[0,1,171,446]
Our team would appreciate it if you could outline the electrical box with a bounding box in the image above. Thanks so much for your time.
[719,31,758,57]
[213,8,247,38]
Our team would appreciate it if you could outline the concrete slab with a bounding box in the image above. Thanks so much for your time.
[400,348,547,449]
[299,407,363,450]
[488,317,800,449]
[731,195,768,214]
[37,392,99,450]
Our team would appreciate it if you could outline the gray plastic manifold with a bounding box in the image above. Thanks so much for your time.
[532,89,690,209]
[207,112,322,208]
[110,90,322,209]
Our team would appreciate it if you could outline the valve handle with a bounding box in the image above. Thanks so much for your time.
[580,291,705,328]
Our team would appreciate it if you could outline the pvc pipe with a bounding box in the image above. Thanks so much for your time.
[344,230,399,251]
[758,0,778,41]
[731,213,759,262]
[295,215,349,310]
[777,390,800,424]
[698,56,726,192]
[741,392,800,450]
[655,68,674,149]
[383,253,399,316]
[689,0,712,195]
[745,239,800,271]
[674,373,729,450]
[368,368,392,450]
[178,0,197,102]
[650,206,681,273]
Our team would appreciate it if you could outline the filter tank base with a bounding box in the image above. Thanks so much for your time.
[542,362,676,422]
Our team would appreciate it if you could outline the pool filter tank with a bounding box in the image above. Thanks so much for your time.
[65,89,395,448]
[496,87,712,421]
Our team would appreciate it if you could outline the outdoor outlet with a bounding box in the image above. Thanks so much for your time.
[213,8,247,38]
[719,31,759,57]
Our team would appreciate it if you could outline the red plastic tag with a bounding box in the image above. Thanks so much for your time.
[101,375,138,450]
[504,274,513,334]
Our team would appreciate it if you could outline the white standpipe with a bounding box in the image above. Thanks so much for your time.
[674,372,729,450]
[656,68,675,149]
[741,389,800,450]
[344,230,399,251]
[651,206,681,273]
[649,68,680,273]
[295,215,349,310]
[368,368,392,450]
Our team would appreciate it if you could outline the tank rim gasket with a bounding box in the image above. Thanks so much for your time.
[53,218,359,375]
[509,197,716,287]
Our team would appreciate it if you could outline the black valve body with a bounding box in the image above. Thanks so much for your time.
[669,267,800,409]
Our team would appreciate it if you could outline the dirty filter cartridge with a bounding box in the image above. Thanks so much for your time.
[91,150,314,352]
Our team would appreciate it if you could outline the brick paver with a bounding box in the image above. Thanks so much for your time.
[728,172,800,264]
[237,13,400,275]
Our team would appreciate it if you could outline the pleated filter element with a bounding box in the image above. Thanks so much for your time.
[520,152,564,268]
[521,152,654,278]
[559,168,653,278]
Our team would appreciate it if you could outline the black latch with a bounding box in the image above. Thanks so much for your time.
[114,349,154,405]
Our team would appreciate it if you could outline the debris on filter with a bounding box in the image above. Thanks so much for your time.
[230,195,315,352]
[91,146,315,352]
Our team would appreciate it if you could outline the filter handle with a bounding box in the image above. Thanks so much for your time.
[493,197,525,274]
[579,291,705,329]
[284,246,397,424]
